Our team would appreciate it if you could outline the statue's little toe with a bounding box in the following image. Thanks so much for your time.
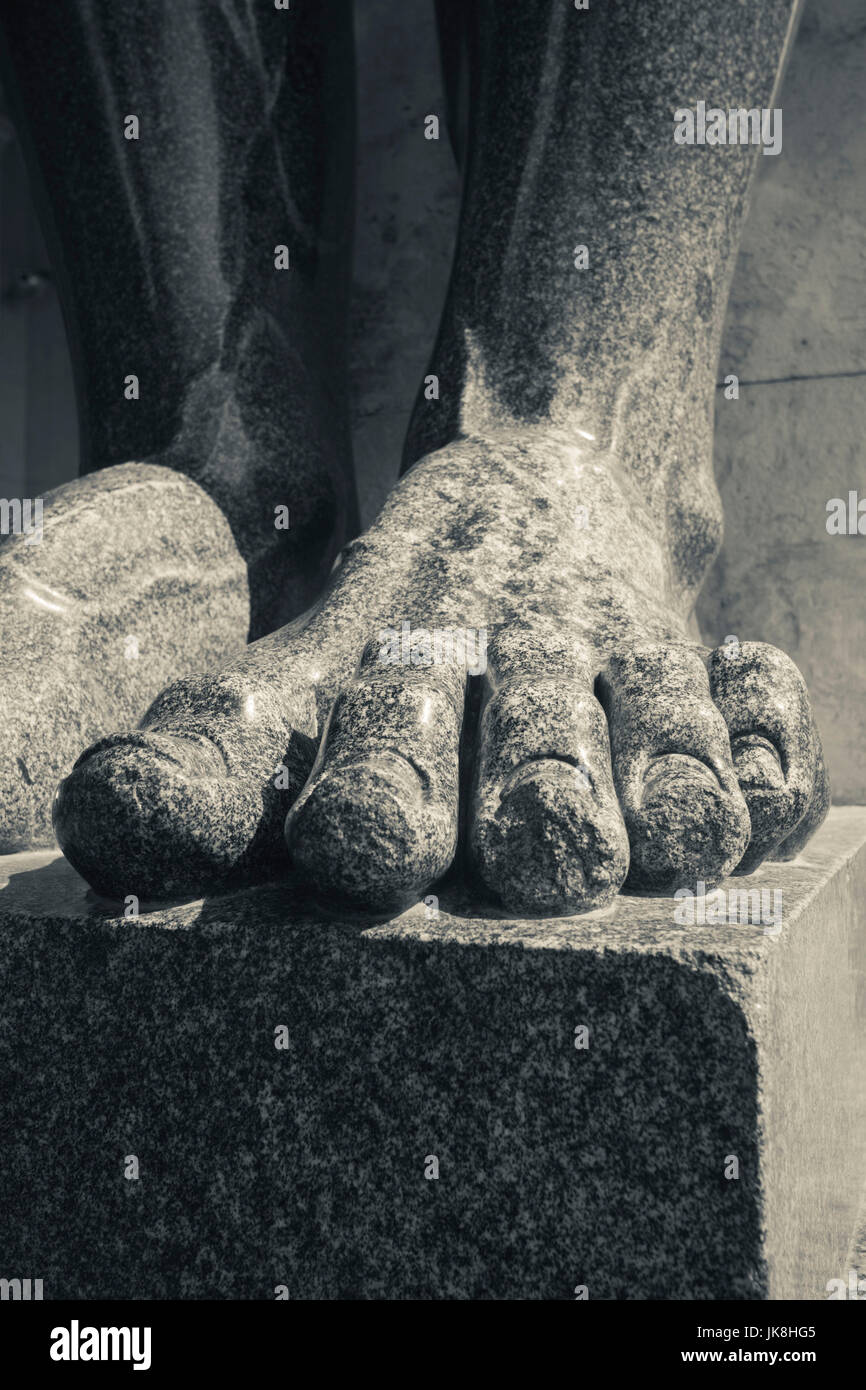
[708,641,824,873]
[47,439,829,917]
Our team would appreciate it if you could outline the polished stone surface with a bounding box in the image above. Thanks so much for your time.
[0,0,359,855]
[0,0,358,637]
[0,0,855,1310]
[352,0,866,821]
[469,625,629,914]
[286,636,465,909]
[8,0,831,916]
[402,0,801,604]
[0,807,862,1299]
[53,436,829,916]
[0,463,248,852]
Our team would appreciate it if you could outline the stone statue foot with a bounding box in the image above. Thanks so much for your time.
[52,431,829,913]
[0,463,248,852]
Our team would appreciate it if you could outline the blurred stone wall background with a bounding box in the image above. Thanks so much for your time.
[1,0,863,799]
[697,0,866,803]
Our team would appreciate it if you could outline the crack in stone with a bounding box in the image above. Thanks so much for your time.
[716,368,866,388]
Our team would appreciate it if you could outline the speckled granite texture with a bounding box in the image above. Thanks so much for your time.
[0,463,248,852]
[52,442,830,915]
[0,808,863,1300]
[46,0,828,916]
[0,0,360,856]
[349,0,866,812]
[0,0,358,638]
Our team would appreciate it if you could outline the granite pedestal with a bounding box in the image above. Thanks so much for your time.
[0,808,864,1300]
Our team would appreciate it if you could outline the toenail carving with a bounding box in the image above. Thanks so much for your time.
[602,645,751,891]
[52,671,317,901]
[708,642,822,871]
[285,636,465,910]
[642,752,723,800]
[730,735,785,792]
[11,0,830,925]
[470,632,629,914]
[771,731,831,862]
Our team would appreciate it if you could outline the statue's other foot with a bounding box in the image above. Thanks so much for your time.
[0,464,248,851]
[52,434,829,914]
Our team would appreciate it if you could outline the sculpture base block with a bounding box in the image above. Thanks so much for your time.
[1,808,864,1300]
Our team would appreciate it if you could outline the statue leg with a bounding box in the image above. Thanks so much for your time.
[54,0,828,911]
[0,0,356,847]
